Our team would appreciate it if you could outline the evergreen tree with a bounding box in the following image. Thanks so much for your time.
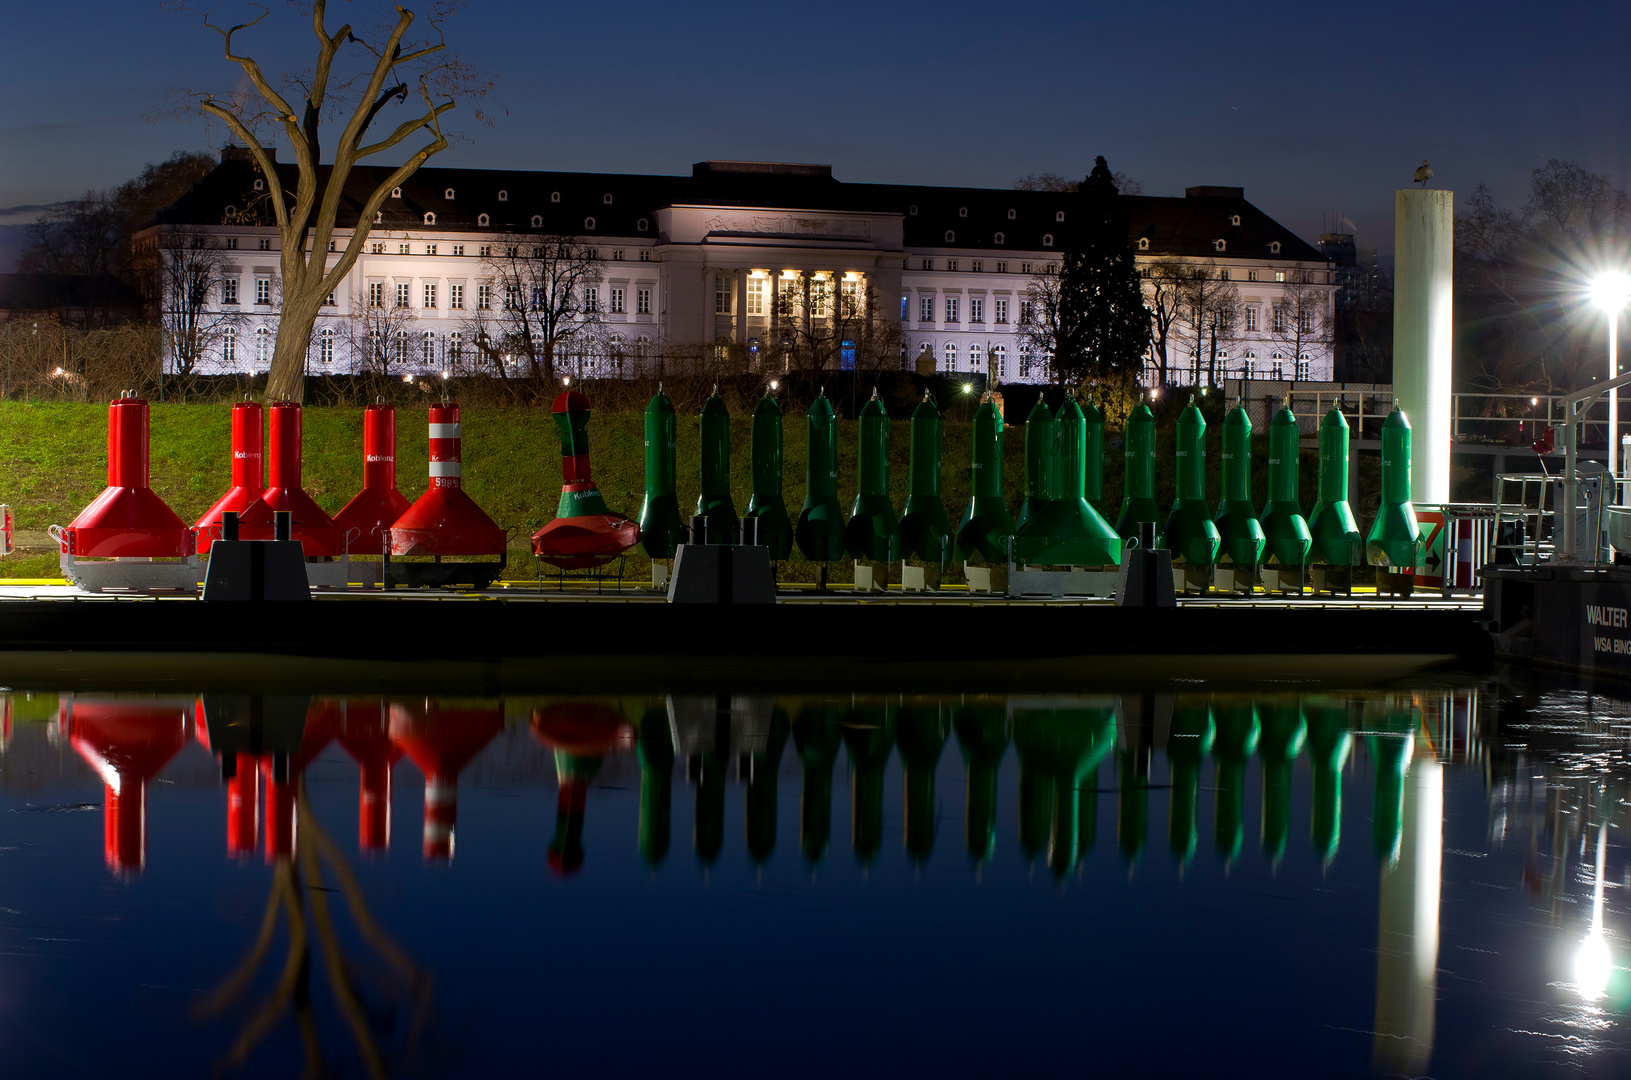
[1054,156,1151,386]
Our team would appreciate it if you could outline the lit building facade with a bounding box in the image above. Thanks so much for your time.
[140,151,1338,384]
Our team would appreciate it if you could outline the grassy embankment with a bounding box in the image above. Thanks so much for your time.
[0,400,1363,582]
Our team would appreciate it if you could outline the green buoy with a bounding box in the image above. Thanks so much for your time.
[1116,403,1163,543]
[956,394,1016,562]
[899,392,953,565]
[844,389,900,562]
[795,391,846,561]
[639,391,684,558]
[696,388,740,544]
[746,394,794,559]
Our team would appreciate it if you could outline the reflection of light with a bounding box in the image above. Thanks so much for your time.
[1577,820,1612,1001]
[1577,931,1611,1002]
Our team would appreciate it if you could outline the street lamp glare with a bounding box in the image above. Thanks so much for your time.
[1590,271,1631,313]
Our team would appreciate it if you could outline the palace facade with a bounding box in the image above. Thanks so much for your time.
[140,150,1337,384]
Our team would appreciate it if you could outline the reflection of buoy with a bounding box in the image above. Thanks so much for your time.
[336,699,401,852]
[792,705,843,866]
[263,700,337,863]
[1167,698,1215,867]
[843,704,896,864]
[745,709,789,865]
[531,703,631,877]
[897,703,948,863]
[637,708,675,867]
[954,705,1009,865]
[390,699,504,860]
[62,696,191,874]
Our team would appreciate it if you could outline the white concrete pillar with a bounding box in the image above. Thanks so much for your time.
[1393,189,1454,505]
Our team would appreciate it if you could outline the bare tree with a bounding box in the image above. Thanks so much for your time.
[1018,263,1062,382]
[1014,171,1145,196]
[153,226,240,378]
[1267,276,1332,380]
[1141,257,1186,384]
[1175,262,1241,387]
[460,234,602,387]
[344,283,418,376]
[167,0,494,401]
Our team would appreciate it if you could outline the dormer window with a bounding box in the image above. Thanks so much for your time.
[1137,237,1150,251]
[958,207,968,218]
[551,192,561,203]
[908,205,918,216]
[1042,234,1054,247]
[637,219,649,232]
[252,178,264,191]
[1270,241,1281,254]
[602,193,613,205]
[391,187,402,198]
[477,213,490,227]
[424,212,437,225]
[1007,209,1016,220]
[944,230,955,242]
[445,188,456,200]
[584,217,597,230]
[530,215,543,227]
[498,190,508,202]
[224,205,237,218]
[1214,239,1226,252]
[1055,211,1065,222]
[994,232,1005,245]
[1230,214,1241,226]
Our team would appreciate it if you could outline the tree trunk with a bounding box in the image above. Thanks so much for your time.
[268,291,320,401]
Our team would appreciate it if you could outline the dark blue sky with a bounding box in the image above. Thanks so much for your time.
[2,0,1628,254]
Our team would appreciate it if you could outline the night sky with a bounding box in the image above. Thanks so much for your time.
[2,0,1628,257]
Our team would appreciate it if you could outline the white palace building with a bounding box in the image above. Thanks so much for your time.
[140,150,1338,385]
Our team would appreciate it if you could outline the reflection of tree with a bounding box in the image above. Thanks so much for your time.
[196,788,431,1077]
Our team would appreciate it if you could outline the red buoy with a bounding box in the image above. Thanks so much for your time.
[388,403,506,558]
[195,401,264,554]
[531,391,639,569]
[61,394,192,558]
[62,696,191,875]
[389,699,503,860]
[332,404,411,556]
[238,402,338,557]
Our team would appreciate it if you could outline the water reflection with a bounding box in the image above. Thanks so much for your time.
[12,680,1631,1076]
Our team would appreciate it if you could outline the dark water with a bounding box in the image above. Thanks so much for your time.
[0,677,1627,1078]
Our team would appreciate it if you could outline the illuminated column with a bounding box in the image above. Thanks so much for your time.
[736,271,748,346]
[704,268,717,345]
[1393,188,1453,504]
